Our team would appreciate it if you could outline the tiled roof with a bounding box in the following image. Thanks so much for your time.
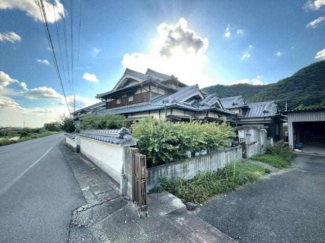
[73,101,105,114]
[101,85,233,115]
[283,107,325,113]
[78,128,138,145]
[200,94,220,106]
[146,69,171,81]
[162,85,201,104]
[65,133,75,139]
[220,96,247,109]
[243,101,277,118]
[124,68,147,81]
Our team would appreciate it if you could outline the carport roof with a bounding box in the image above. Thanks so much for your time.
[283,107,325,114]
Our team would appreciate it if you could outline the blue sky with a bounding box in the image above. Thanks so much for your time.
[0,0,325,127]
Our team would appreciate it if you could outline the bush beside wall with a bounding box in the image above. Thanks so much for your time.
[132,118,236,167]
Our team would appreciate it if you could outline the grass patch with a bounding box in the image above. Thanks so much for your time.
[251,145,295,169]
[0,139,17,146]
[154,162,269,204]
[0,132,58,147]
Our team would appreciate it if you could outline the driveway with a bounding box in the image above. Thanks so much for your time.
[198,154,325,243]
[0,134,86,243]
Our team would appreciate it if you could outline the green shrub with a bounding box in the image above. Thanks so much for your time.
[157,162,268,203]
[81,114,129,130]
[0,139,17,146]
[133,118,236,167]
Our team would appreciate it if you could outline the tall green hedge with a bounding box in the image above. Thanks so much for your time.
[132,118,236,167]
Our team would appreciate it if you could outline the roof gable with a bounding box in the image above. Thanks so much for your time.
[146,69,171,81]
[112,68,147,91]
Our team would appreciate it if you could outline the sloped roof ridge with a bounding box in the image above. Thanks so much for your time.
[145,68,171,80]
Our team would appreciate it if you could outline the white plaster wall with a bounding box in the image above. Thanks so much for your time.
[66,136,76,148]
[79,136,124,185]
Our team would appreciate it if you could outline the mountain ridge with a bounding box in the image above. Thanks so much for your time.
[202,60,325,110]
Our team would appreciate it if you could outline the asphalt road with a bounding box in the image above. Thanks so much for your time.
[198,154,325,243]
[0,134,86,243]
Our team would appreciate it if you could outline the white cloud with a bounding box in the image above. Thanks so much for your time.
[83,73,99,82]
[241,52,251,60]
[0,71,19,89]
[224,25,245,38]
[0,32,21,43]
[307,15,325,28]
[315,48,325,60]
[0,96,22,109]
[0,0,65,23]
[91,48,102,57]
[24,86,63,100]
[241,45,254,60]
[122,18,214,88]
[304,0,325,10]
[236,29,245,36]
[233,76,264,86]
[224,25,231,38]
[20,82,28,91]
[275,51,283,57]
[37,59,50,65]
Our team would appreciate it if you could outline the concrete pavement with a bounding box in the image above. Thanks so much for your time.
[197,154,325,243]
[0,134,86,243]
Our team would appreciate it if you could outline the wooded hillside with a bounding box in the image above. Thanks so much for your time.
[203,60,325,110]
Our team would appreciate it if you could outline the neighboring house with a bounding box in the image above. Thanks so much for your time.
[73,69,284,141]
[219,96,284,141]
[73,68,234,127]
[284,108,325,151]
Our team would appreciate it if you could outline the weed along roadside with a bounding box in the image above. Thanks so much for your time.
[153,161,270,204]
[251,145,296,169]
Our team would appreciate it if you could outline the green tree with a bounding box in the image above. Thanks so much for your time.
[61,118,76,133]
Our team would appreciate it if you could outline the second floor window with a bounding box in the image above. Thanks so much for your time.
[116,99,121,104]
[128,95,134,102]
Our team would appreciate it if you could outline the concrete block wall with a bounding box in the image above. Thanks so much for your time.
[147,146,243,191]
[246,142,261,158]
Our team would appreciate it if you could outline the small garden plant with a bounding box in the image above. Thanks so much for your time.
[154,161,269,204]
[251,145,295,168]
[132,118,236,167]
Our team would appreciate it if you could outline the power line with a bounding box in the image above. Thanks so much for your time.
[62,1,72,99]
[75,0,83,112]
[70,0,75,104]
[37,0,71,113]
[53,5,68,97]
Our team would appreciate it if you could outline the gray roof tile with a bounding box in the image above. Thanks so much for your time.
[243,101,277,118]
[220,96,247,109]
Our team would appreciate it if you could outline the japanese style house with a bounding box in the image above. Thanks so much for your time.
[73,68,234,126]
